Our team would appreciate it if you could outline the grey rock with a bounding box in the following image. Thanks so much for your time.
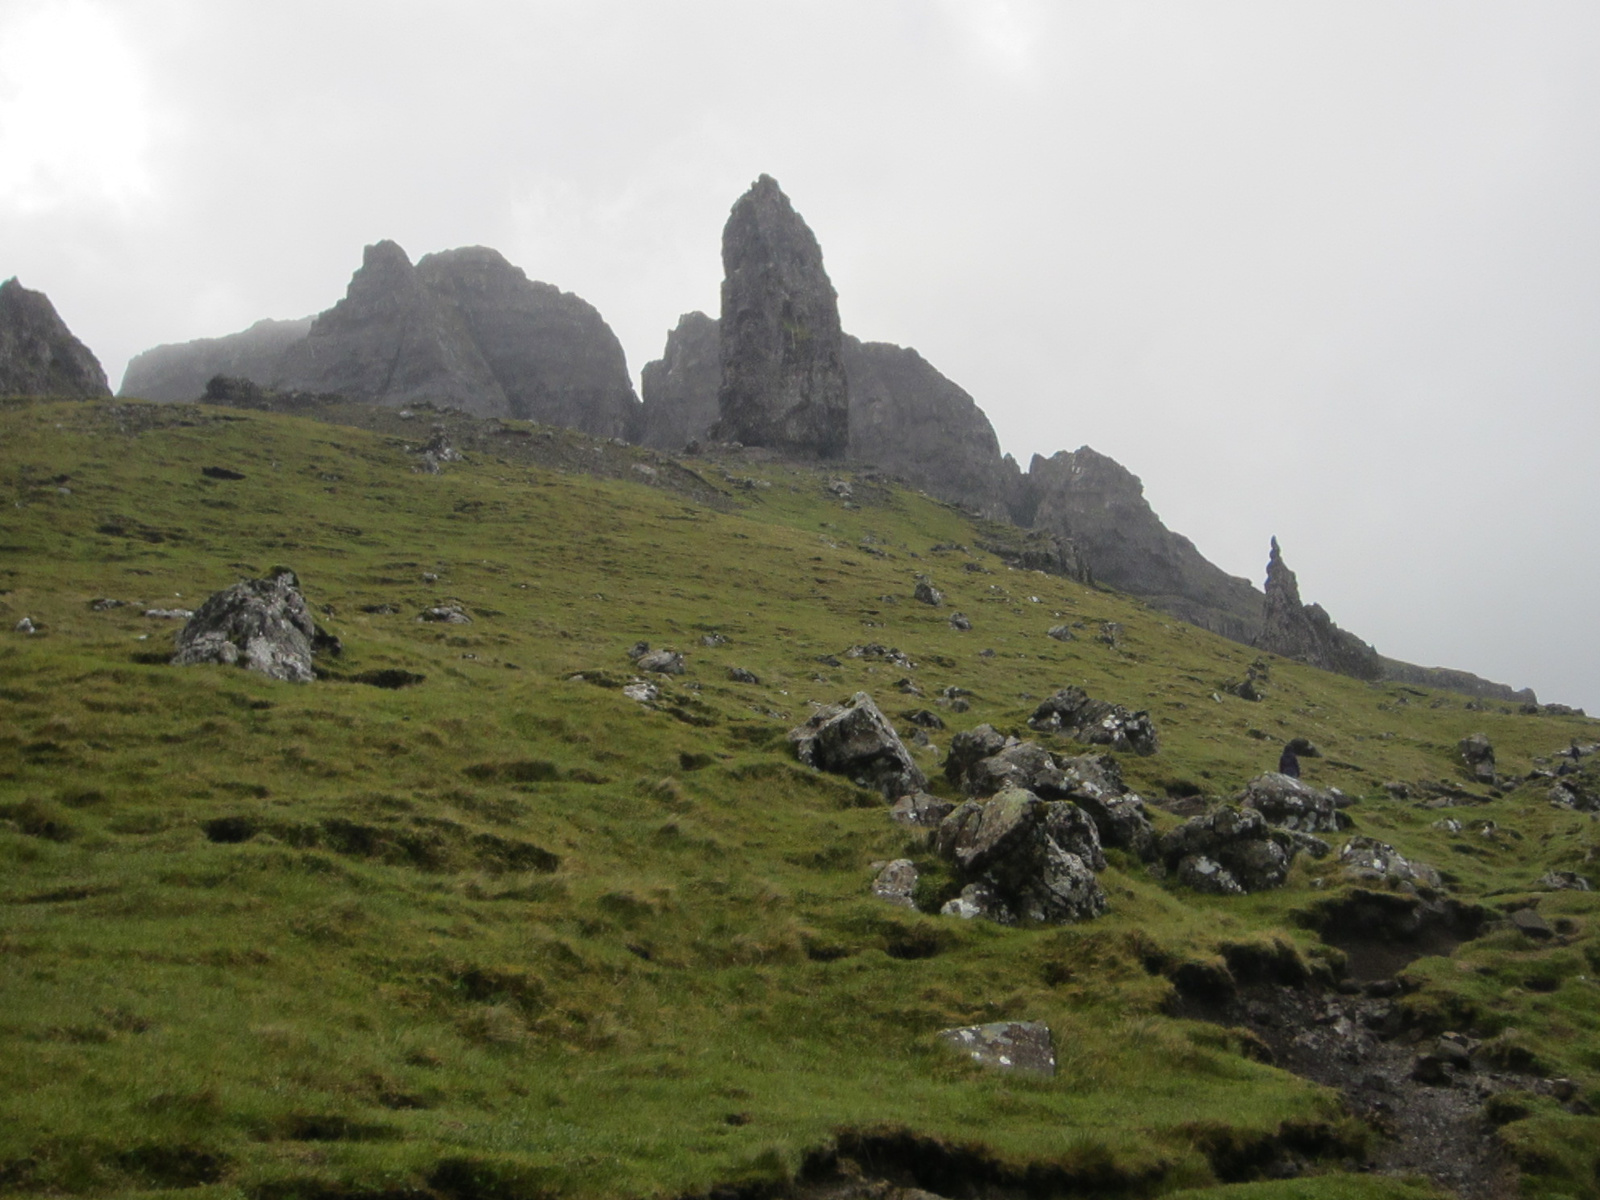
[936,1020,1056,1076]
[0,278,111,398]
[1256,537,1383,680]
[120,317,312,402]
[1046,624,1074,642]
[1238,772,1352,833]
[1159,805,1298,893]
[912,578,943,607]
[870,859,919,909]
[1027,686,1159,755]
[940,882,1013,923]
[1535,870,1591,892]
[1177,854,1245,896]
[1459,733,1496,783]
[14,617,36,634]
[622,680,659,704]
[948,612,972,631]
[726,666,759,684]
[1339,837,1442,891]
[1510,908,1553,939]
[699,633,728,647]
[142,608,194,619]
[417,604,470,624]
[944,723,1009,786]
[639,310,721,450]
[713,175,848,458]
[789,691,927,798]
[935,787,1108,923]
[171,569,338,683]
[899,709,945,730]
[636,649,685,675]
[889,791,956,828]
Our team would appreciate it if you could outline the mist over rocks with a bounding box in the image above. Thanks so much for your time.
[639,311,720,450]
[713,175,849,458]
[120,242,640,438]
[0,278,111,398]
[1019,447,1265,643]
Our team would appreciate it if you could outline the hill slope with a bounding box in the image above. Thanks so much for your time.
[2,397,1598,1200]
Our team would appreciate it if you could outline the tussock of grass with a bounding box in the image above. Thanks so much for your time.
[2,397,1599,1198]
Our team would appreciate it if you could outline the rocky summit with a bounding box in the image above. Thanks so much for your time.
[639,310,720,450]
[0,278,111,398]
[713,175,849,458]
[120,242,639,437]
[1256,537,1383,680]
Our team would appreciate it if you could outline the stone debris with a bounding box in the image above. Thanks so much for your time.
[726,667,759,684]
[889,791,955,828]
[936,1020,1056,1076]
[1238,772,1353,833]
[1339,837,1443,892]
[172,569,339,683]
[1535,870,1591,892]
[948,612,971,631]
[417,604,470,624]
[635,649,685,675]
[1027,686,1158,755]
[1046,624,1074,642]
[143,608,195,619]
[789,691,927,798]
[844,642,916,670]
[13,617,35,634]
[869,859,918,908]
[1160,805,1308,894]
[621,680,659,704]
[1458,733,1496,784]
[912,578,943,607]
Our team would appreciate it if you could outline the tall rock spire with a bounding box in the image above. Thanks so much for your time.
[0,278,111,398]
[714,175,848,458]
[1256,537,1383,680]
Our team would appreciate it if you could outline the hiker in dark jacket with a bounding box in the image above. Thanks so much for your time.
[1279,737,1317,778]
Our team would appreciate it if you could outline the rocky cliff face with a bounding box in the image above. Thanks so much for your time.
[120,242,639,438]
[843,336,1015,521]
[0,278,110,398]
[1022,448,1264,642]
[639,311,720,450]
[1256,538,1383,680]
[1378,659,1536,705]
[120,317,314,402]
[714,175,849,458]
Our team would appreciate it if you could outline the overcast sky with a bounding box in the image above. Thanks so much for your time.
[4,0,1596,711]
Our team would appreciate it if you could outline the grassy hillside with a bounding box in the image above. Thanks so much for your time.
[2,396,1597,1200]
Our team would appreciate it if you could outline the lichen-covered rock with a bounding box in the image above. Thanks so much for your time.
[172,569,338,683]
[889,791,955,828]
[936,1020,1055,1076]
[1238,772,1353,833]
[0,278,111,398]
[714,176,848,458]
[1459,733,1496,783]
[635,649,685,675]
[944,723,1009,786]
[1339,837,1442,891]
[912,578,943,607]
[870,859,918,908]
[789,692,926,798]
[964,740,1068,799]
[1027,686,1159,755]
[1159,805,1298,894]
[1177,854,1245,895]
[940,881,1013,923]
[935,787,1107,923]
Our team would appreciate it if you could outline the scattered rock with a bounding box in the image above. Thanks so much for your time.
[934,787,1108,923]
[417,604,470,624]
[626,641,651,660]
[936,1020,1055,1076]
[889,791,955,828]
[143,607,195,619]
[1027,686,1159,755]
[1046,624,1073,642]
[1096,622,1122,648]
[1339,837,1442,891]
[726,666,759,684]
[870,859,918,908]
[171,569,339,683]
[14,617,36,634]
[1458,733,1496,783]
[789,692,927,798]
[89,598,126,611]
[412,428,461,473]
[1238,772,1352,833]
[622,681,659,704]
[1177,854,1244,895]
[636,649,685,675]
[944,724,1009,785]
[899,709,945,730]
[699,633,728,647]
[912,578,943,607]
[1160,806,1301,894]
[948,612,971,631]
[940,882,1011,922]
[1534,870,1591,892]
[843,643,915,669]
[1509,908,1553,939]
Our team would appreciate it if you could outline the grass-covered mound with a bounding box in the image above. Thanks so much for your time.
[2,397,1598,1200]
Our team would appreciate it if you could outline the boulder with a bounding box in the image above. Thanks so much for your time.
[1027,686,1159,755]
[935,787,1107,923]
[1159,806,1299,894]
[944,723,1008,785]
[1046,624,1074,642]
[936,1020,1056,1076]
[1177,854,1244,896]
[713,175,848,458]
[940,882,1013,923]
[417,604,470,624]
[636,649,685,675]
[789,692,927,798]
[889,791,956,829]
[1535,870,1591,892]
[726,667,759,684]
[948,612,972,631]
[870,859,918,909]
[171,570,338,683]
[1459,733,1496,783]
[1339,837,1442,891]
[1237,772,1352,833]
[912,578,943,607]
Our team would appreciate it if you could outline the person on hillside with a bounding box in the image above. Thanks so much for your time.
[1278,737,1316,778]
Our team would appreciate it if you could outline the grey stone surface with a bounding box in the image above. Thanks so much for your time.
[714,175,848,458]
[870,859,919,908]
[935,787,1108,923]
[1459,733,1496,783]
[639,310,721,450]
[1339,837,1443,891]
[0,278,111,398]
[1256,537,1383,680]
[1238,772,1353,833]
[1027,686,1159,755]
[1159,805,1301,894]
[171,569,337,683]
[936,1020,1056,1076]
[789,691,927,798]
[889,791,956,828]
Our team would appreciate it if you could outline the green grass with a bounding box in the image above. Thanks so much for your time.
[1,396,1598,1198]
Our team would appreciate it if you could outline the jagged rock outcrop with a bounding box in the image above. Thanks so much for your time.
[1379,659,1537,706]
[936,787,1109,923]
[1256,538,1383,681]
[121,243,640,438]
[714,175,848,458]
[788,692,926,798]
[171,569,339,682]
[842,336,1014,519]
[0,278,111,398]
[1020,448,1264,642]
[639,311,720,449]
